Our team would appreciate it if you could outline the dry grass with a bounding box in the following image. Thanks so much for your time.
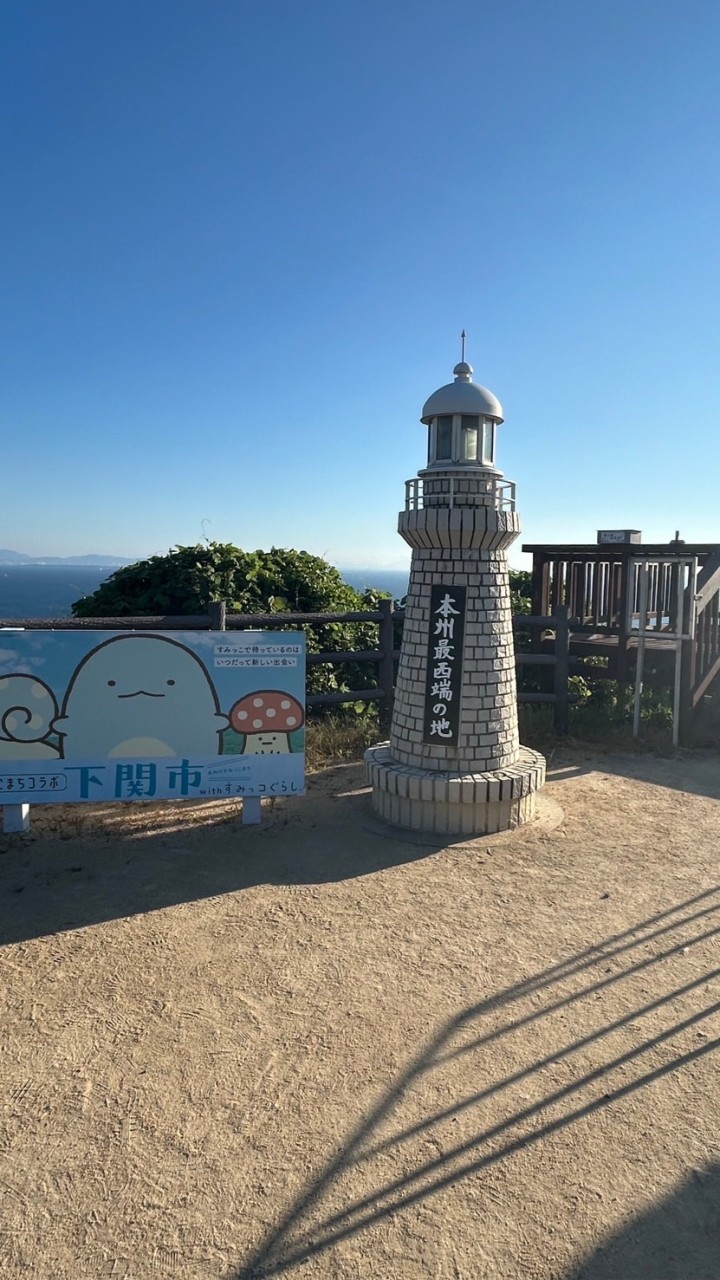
[306,705,677,774]
[305,710,382,770]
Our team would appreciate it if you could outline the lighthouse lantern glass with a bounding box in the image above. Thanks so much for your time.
[481,419,495,466]
[435,415,453,462]
[461,415,479,461]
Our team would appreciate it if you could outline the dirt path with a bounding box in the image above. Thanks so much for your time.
[1,750,719,1279]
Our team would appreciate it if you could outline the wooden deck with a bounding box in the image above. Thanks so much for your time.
[523,540,720,741]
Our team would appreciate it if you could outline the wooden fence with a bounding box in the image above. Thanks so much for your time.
[2,599,576,734]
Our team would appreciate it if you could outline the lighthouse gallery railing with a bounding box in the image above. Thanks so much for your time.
[404,475,517,514]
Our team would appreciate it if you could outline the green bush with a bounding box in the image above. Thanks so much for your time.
[509,569,532,616]
[72,542,389,702]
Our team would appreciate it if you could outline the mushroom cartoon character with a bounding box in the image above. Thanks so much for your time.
[229,690,305,754]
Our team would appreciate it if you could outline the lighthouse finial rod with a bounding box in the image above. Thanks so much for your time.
[460,329,467,363]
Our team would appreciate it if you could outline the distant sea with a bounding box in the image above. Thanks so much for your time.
[0,565,119,620]
[0,564,410,621]
[341,568,409,602]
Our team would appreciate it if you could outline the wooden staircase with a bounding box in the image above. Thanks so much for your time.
[680,550,720,746]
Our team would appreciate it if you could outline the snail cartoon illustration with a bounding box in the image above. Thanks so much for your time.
[52,635,228,759]
[228,690,305,754]
[0,674,61,760]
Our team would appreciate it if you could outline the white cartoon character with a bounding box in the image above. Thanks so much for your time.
[52,635,228,759]
[0,674,61,760]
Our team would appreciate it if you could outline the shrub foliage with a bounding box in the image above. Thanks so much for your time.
[72,542,389,700]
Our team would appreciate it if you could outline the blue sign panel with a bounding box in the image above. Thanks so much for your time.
[0,630,305,804]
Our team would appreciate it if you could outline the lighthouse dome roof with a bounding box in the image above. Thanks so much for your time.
[421,361,503,424]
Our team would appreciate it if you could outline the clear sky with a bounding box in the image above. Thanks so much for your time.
[2,0,719,572]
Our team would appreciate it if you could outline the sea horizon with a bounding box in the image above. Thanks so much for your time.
[0,563,410,621]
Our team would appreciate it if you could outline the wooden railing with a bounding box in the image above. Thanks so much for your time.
[513,605,572,733]
[1,600,577,735]
[526,543,717,637]
[0,600,397,733]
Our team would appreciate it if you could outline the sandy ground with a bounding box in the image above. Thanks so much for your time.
[0,748,719,1280]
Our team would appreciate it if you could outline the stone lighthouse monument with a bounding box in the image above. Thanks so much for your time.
[365,341,545,835]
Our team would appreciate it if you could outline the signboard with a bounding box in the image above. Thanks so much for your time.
[597,530,642,545]
[423,585,466,745]
[0,630,305,804]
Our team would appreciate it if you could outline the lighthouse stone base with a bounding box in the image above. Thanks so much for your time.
[365,742,545,836]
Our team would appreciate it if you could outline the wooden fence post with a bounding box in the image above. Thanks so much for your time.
[208,600,227,630]
[678,634,695,747]
[377,598,395,737]
[616,553,632,681]
[553,604,570,733]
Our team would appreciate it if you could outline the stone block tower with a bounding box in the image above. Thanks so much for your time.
[365,345,545,834]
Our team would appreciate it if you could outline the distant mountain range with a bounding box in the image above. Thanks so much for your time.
[0,549,132,566]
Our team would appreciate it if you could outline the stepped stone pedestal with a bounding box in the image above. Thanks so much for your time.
[365,355,545,835]
[365,742,545,835]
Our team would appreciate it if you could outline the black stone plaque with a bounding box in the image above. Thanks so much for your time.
[423,584,466,745]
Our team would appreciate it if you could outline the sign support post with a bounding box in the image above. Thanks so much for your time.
[3,804,30,834]
[242,795,262,825]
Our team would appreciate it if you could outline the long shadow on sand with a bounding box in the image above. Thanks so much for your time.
[569,1160,720,1279]
[230,884,720,1279]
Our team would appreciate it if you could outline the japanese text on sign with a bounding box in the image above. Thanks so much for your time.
[423,585,466,745]
[214,641,301,669]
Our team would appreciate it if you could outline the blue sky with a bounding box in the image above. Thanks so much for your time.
[2,0,719,572]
